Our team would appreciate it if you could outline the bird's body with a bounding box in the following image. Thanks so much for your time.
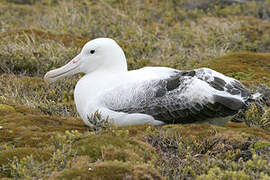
[44,38,252,127]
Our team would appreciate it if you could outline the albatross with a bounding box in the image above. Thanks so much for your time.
[44,38,254,126]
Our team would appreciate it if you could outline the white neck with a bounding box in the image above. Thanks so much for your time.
[74,61,128,122]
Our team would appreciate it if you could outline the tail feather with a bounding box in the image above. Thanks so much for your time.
[255,85,270,106]
[213,95,245,111]
[251,92,262,100]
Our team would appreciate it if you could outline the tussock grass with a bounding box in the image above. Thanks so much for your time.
[0,0,270,179]
[0,32,79,76]
[0,74,78,117]
[1,0,270,74]
[146,124,270,179]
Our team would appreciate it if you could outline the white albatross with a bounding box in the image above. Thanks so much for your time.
[44,38,253,127]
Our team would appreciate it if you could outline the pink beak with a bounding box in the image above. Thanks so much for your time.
[44,54,81,83]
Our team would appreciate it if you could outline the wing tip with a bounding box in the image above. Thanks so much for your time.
[213,95,245,111]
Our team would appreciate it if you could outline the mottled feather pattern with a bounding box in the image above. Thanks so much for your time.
[101,67,250,124]
[195,68,251,99]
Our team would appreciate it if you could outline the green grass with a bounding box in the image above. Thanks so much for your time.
[0,0,270,179]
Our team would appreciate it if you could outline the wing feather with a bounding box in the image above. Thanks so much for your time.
[102,67,251,124]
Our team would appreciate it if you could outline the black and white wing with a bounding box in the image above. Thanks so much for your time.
[102,67,251,124]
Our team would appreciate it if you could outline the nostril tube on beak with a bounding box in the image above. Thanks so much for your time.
[43,54,81,84]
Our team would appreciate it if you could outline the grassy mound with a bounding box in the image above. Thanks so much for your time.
[199,52,270,86]
[51,160,163,180]
[0,102,269,179]
[1,0,270,179]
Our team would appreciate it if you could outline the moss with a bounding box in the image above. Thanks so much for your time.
[0,100,87,148]
[0,104,16,117]
[51,161,163,180]
[1,0,270,179]
[197,167,250,180]
[0,29,90,48]
[53,161,131,180]
[0,97,43,116]
[225,122,270,141]
[0,148,51,165]
[0,104,15,112]
[0,114,86,148]
[75,134,156,163]
[198,52,270,86]
[253,141,270,150]
[117,124,150,137]
[161,124,223,142]
[151,122,270,144]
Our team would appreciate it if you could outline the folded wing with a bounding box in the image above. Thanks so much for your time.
[102,67,251,124]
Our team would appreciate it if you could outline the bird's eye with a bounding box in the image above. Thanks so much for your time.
[90,50,95,54]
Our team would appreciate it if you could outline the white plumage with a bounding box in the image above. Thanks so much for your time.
[44,38,251,126]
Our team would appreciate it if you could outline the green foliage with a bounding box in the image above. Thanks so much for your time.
[226,72,253,81]
[1,0,270,75]
[253,141,270,150]
[146,124,270,179]
[0,100,87,150]
[0,102,269,179]
[0,31,79,76]
[0,104,15,113]
[1,0,270,179]
[245,103,270,130]
[3,130,81,178]
[87,111,112,133]
[50,130,84,149]
[75,133,156,163]
[51,160,163,180]
[198,52,270,86]
[0,123,160,179]
[0,148,52,165]
[0,74,78,117]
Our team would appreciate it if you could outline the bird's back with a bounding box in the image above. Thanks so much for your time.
[101,67,251,124]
